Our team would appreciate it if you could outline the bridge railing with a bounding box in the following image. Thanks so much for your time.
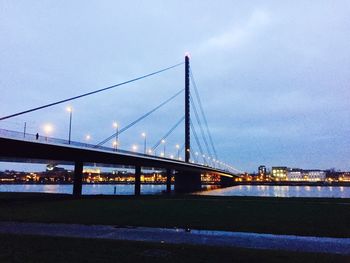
[0,128,205,165]
[0,128,232,173]
[0,128,157,157]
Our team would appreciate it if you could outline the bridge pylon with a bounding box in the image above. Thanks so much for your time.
[185,54,190,163]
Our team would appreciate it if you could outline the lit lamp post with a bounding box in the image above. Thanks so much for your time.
[132,144,138,152]
[113,122,119,151]
[43,124,53,142]
[175,144,180,159]
[85,134,91,145]
[141,132,147,154]
[161,139,166,157]
[66,106,73,144]
[112,140,118,150]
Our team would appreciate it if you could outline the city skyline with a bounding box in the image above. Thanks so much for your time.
[1,1,350,171]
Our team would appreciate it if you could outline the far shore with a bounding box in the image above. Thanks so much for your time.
[1,181,350,186]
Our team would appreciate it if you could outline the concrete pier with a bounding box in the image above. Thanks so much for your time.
[220,175,234,187]
[73,161,83,197]
[166,169,172,193]
[175,171,201,193]
[135,166,141,196]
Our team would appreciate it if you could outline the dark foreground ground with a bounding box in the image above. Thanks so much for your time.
[0,192,349,237]
[1,193,350,262]
[1,233,349,263]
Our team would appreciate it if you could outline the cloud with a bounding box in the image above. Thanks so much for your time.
[197,9,271,54]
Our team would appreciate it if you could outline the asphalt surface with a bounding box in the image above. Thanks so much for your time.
[0,222,349,255]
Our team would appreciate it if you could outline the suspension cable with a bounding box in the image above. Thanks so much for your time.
[0,62,184,121]
[179,142,185,155]
[190,69,218,159]
[190,149,198,163]
[190,121,206,165]
[151,116,185,151]
[96,88,184,146]
[190,96,212,159]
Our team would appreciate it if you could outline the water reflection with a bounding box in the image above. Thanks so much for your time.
[1,184,350,198]
[197,185,350,198]
[0,184,173,195]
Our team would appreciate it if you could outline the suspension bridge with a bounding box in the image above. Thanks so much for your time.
[0,55,240,195]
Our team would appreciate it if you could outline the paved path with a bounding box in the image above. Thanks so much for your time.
[0,222,349,255]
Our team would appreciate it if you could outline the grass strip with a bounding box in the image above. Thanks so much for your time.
[0,193,349,237]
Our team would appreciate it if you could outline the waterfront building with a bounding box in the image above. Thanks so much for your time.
[287,169,326,182]
[271,167,288,180]
[339,172,350,182]
[258,165,267,176]
[305,170,326,182]
[287,169,303,181]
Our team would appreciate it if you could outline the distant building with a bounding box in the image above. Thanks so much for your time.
[83,168,101,175]
[258,165,267,176]
[325,169,343,181]
[287,169,325,182]
[287,168,303,181]
[339,172,350,182]
[272,167,288,180]
[305,170,326,181]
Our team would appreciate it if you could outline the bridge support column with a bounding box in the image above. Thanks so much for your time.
[135,166,141,196]
[73,161,83,197]
[175,171,201,193]
[166,169,172,193]
[220,176,233,187]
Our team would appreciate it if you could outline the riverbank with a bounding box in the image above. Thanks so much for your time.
[1,193,349,238]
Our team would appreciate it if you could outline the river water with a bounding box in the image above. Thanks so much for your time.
[198,185,350,198]
[0,184,350,198]
[0,184,170,195]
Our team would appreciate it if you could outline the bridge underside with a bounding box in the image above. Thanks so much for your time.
[0,137,235,196]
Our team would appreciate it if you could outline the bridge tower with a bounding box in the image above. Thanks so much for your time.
[185,54,190,163]
[174,54,201,193]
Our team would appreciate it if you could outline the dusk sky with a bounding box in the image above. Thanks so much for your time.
[1,1,350,172]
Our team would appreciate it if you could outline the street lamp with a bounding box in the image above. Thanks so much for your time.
[195,151,199,162]
[141,132,147,154]
[161,139,166,156]
[43,123,53,142]
[113,122,119,151]
[112,140,118,150]
[175,144,180,159]
[132,144,138,152]
[66,106,73,144]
